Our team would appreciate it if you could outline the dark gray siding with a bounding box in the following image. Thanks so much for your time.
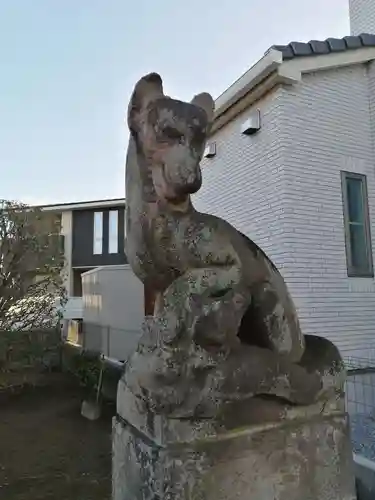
[71,206,127,267]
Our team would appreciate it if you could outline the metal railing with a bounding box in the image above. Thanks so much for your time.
[67,321,142,363]
[345,358,375,417]
[344,357,375,463]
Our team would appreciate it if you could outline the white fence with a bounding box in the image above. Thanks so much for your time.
[67,321,141,363]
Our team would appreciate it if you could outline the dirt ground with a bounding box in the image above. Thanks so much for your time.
[0,379,113,500]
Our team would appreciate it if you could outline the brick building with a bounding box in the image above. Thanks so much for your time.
[194,0,375,360]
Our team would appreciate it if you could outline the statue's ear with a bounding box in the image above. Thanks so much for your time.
[128,72,164,132]
[191,92,215,124]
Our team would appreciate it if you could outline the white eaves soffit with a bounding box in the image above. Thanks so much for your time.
[212,49,299,132]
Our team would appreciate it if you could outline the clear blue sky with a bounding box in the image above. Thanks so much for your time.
[0,0,349,205]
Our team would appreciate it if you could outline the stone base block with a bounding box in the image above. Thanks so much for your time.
[112,392,356,499]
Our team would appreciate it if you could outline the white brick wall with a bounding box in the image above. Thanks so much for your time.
[350,0,375,35]
[193,89,288,266]
[194,63,375,361]
[280,65,375,360]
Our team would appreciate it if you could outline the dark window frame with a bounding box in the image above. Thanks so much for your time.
[341,170,374,278]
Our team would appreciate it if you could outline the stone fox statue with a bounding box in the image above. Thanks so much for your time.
[126,72,303,360]
[124,72,343,417]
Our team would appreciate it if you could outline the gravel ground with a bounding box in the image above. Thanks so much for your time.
[351,413,375,460]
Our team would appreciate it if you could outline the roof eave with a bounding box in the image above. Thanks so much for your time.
[281,45,375,75]
[211,45,375,134]
[37,198,126,212]
[214,49,284,120]
[212,52,300,133]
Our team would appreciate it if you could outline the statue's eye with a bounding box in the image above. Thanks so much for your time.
[162,126,183,140]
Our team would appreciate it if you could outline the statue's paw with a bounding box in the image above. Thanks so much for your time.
[208,345,323,407]
[299,335,346,398]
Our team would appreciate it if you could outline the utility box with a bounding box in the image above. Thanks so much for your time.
[81,265,144,362]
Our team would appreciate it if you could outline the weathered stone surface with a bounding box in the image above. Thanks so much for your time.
[123,72,346,418]
[113,386,356,500]
[125,73,305,364]
[113,72,356,499]
[123,319,345,420]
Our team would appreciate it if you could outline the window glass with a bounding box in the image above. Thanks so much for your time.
[347,177,364,223]
[341,172,373,277]
[108,210,118,254]
[93,212,103,255]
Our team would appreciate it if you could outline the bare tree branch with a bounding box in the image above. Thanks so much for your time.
[0,199,66,331]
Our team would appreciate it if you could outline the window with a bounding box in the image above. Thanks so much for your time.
[93,211,103,255]
[341,171,373,277]
[108,210,118,254]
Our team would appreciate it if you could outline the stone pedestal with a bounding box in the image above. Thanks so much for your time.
[113,379,356,500]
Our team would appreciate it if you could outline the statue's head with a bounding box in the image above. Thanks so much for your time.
[128,73,214,204]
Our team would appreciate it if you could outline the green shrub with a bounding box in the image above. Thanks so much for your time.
[68,350,102,393]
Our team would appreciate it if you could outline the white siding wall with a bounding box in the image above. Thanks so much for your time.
[194,89,288,266]
[195,63,375,361]
[280,65,375,361]
[82,265,143,360]
[349,0,375,35]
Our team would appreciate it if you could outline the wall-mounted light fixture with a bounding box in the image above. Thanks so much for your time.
[241,109,261,135]
[204,142,217,158]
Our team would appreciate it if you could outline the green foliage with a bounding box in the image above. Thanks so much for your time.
[68,350,102,393]
[0,328,62,390]
[0,328,61,367]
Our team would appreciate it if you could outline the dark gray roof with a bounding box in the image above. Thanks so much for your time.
[271,33,375,60]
